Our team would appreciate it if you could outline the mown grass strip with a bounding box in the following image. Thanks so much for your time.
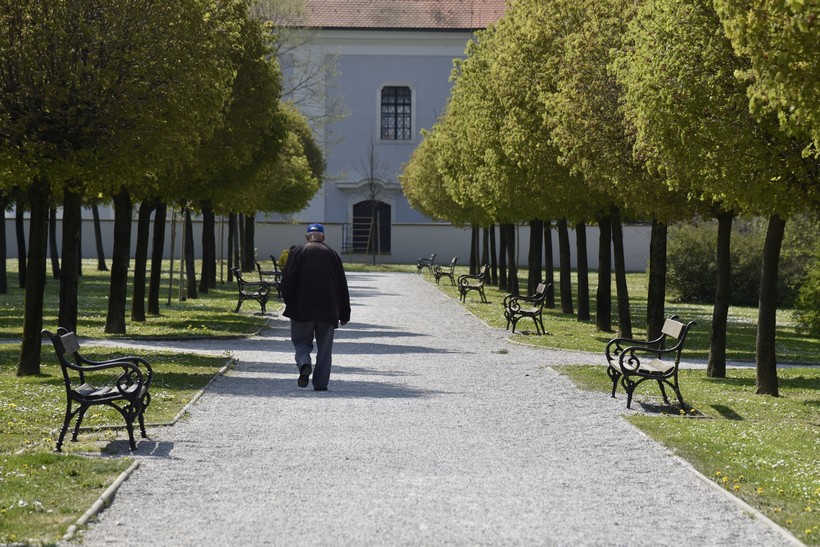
[0,259,272,340]
[426,266,820,363]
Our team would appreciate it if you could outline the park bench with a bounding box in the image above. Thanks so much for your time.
[255,259,282,298]
[42,328,153,451]
[433,256,459,285]
[503,282,550,334]
[458,264,489,303]
[605,316,696,409]
[416,252,436,274]
[233,267,271,314]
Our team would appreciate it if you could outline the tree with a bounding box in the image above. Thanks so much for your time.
[714,0,820,154]
[0,0,240,364]
[614,0,817,394]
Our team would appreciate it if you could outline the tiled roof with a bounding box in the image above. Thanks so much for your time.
[300,0,507,30]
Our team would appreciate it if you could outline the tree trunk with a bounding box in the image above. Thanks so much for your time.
[481,226,490,274]
[77,210,83,277]
[0,195,7,294]
[503,223,519,296]
[16,198,26,288]
[199,201,216,293]
[557,218,573,314]
[489,224,498,286]
[18,179,50,376]
[469,224,479,275]
[755,214,785,396]
[131,201,154,321]
[242,214,255,272]
[104,189,132,334]
[167,207,177,305]
[596,212,612,332]
[91,202,108,271]
[228,213,238,282]
[544,221,555,308]
[611,207,632,339]
[184,208,198,300]
[528,220,544,295]
[708,211,733,378]
[148,201,166,315]
[498,224,508,292]
[576,221,590,321]
[646,219,668,343]
[58,187,83,333]
[49,207,60,279]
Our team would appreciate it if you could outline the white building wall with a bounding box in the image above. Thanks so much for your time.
[4,218,650,271]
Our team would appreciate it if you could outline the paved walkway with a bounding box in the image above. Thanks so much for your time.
[72,272,793,546]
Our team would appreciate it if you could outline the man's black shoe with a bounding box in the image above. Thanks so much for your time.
[298,364,311,388]
[314,387,327,392]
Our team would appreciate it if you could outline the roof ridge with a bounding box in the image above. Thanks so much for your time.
[292,0,507,30]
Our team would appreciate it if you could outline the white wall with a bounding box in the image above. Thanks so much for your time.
[5,218,651,272]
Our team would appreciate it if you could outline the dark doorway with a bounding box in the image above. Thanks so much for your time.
[352,201,391,254]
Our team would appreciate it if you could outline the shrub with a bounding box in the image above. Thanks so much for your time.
[666,217,815,307]
[794,248,820,336]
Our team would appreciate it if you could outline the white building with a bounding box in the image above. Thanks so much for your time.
[261,0,650,270]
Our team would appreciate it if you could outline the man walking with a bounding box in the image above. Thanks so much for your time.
[280,223,351,391]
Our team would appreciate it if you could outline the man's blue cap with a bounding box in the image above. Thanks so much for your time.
[306,223,324,234]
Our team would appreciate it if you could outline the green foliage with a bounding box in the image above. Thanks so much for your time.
[794,248,820,336]
[666,219,814,306]
[713,0,820,156]
[558,365,820,544]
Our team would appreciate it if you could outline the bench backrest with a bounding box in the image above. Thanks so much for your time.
[447,257,458,269]
[42,328,86,388]
[533,282,548,306]
[660,317,695,353]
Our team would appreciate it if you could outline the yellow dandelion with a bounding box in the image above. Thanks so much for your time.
[805,507,813,512]
[679,409,686,415]
[756,487,764,494]
[787,520,793,525]
[733,484,741,491]
[806,530,813,536]
[722,476,730,484]
[715,471,723,477]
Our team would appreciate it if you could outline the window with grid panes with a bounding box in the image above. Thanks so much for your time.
[380,86,411,140]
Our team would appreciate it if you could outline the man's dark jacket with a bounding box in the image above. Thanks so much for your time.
[280,241,351,327]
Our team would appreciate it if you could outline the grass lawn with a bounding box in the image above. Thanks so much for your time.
[0,259,273,340]
[426,265,820,363]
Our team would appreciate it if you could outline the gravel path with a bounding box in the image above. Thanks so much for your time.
[72,272,793,546]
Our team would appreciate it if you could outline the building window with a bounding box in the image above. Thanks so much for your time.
[380,86,411,140]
